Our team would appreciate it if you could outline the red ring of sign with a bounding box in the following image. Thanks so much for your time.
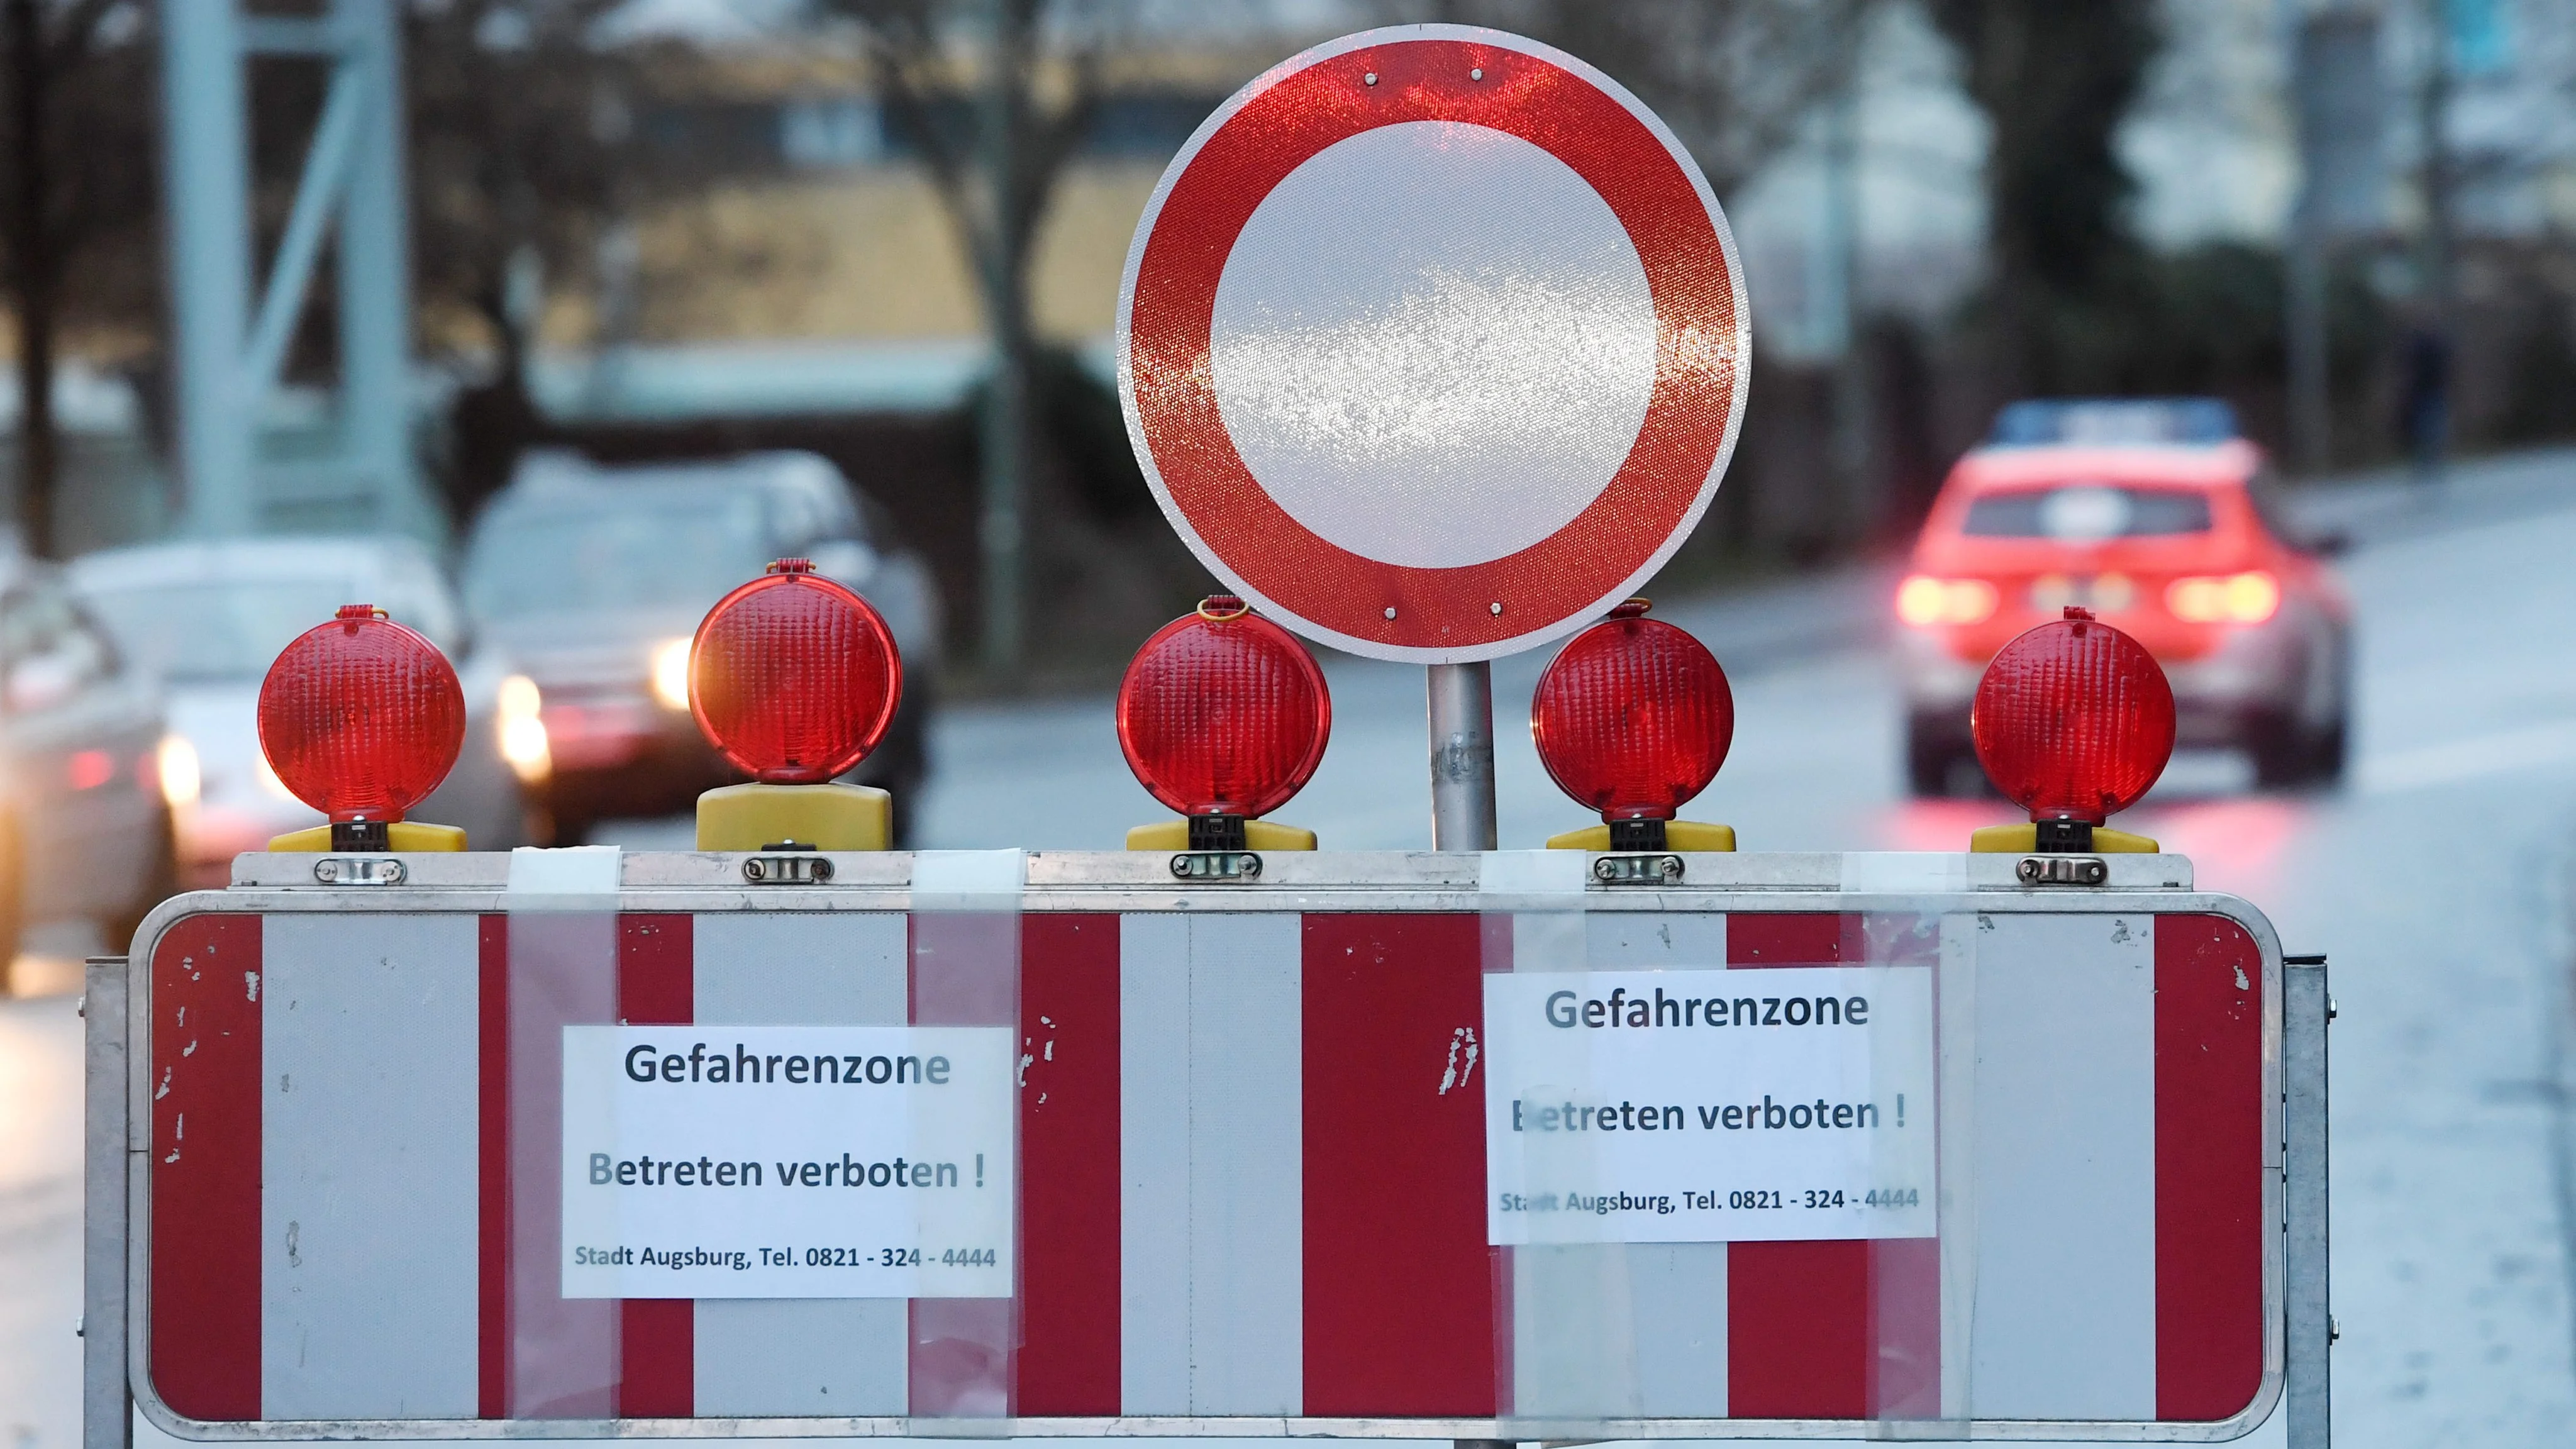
[1126,36,1741,655]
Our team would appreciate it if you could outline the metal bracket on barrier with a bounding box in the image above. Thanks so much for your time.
[743,853,835,884]
[2016,855,2108,886]
[2283,952,2331,1448]
[312,856,405,886]
[1170,851,1262,881]
[83,956,132,1449]
[1592,853,1684,884]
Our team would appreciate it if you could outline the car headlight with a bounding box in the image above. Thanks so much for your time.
[252,747,297,801]
[651,637,692,712]
[497,674,552,784]
[156,734,200,810]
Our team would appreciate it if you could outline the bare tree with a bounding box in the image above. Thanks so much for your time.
[404,0,636,519]
[1926,0,2160,394]
[814,0,1121,679]
[3,0,156,558]
[1422,0,1877,197]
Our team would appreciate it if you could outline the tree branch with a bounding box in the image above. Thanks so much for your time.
[45,0,122,69]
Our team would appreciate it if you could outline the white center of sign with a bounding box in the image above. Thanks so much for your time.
[1209,121,1658,570]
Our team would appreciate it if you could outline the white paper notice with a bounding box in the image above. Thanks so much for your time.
[1482,967,1935,1244]
[560,1024,1014,1299]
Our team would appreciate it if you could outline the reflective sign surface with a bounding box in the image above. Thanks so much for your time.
[1118,26,1750,663]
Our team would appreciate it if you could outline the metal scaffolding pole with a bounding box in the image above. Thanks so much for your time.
[334,0,416,529]
[159,0,254,535]
[158,0,425,539]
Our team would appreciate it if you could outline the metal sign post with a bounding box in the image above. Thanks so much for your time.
[1428,662,1497,852]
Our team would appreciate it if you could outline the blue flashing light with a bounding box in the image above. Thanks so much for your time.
[1987,397,2240,448]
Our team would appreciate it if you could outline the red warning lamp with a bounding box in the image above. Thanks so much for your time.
[689,559,901,784]
[1531,599,1735,852]
[257,604,466,851]
[1973,606,2175,850]
[1118,596,1330,851]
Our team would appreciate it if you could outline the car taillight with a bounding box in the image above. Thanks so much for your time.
[257,604,467,832]
[689,559,902,784]
[1531,600,1734,841]
[1972,606,2175,830]
[1896,574,1999,626]
[1118,596,1331,841]
[2166,570,2280,624]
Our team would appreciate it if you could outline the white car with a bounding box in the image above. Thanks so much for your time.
[70,536,538,887]
[0,551,174,963]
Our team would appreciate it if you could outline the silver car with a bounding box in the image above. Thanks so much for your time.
[0,551,172,965]
[458,450,942,844]
[70,536,537,887]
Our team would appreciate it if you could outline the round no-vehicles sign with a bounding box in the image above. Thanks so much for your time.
[1118,25,1750,663]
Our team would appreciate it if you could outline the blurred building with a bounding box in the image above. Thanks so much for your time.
[526,43,1276,353]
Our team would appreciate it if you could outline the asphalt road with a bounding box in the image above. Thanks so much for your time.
[9,450,2576,1448]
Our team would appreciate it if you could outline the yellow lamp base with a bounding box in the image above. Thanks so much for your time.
[696,782,891,852]
[1544,820,1736,852]
[268,821,468,852]
[1125,818,1318,851]
[1968,823,2159,853]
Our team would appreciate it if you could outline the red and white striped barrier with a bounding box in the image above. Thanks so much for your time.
[137,883,2274,1436]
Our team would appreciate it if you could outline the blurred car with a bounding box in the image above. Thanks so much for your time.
[70,536,536,887]
[0,551,174,963]
[458,450,942,845]
[1896,399,2353,794]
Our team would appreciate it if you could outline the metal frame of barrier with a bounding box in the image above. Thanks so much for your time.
[84,850,2327,1445]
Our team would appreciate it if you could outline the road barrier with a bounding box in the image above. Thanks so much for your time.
[83,847,2327,1444]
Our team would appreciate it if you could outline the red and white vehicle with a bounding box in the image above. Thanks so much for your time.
[1896,401,2353,794]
